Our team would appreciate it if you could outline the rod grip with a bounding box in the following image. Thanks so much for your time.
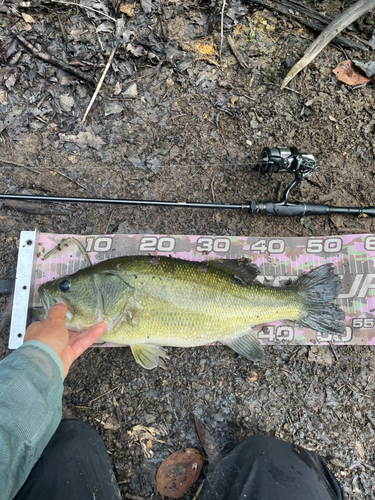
[249,202,375,217]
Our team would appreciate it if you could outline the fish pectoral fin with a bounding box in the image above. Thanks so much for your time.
[131,344,169,370]
[223,330,265,362]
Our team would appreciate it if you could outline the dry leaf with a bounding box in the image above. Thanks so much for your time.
[120,2,137,16]
[59,131,106,150]
[156,448,202,499]
[329,115,337,122]
[355,440,365,459]
[194,415,222,472]
[21,12,35,23]
[332,60,370,86]
[352,59,375,78]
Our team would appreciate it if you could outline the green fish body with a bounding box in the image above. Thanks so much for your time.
[36,256,345,369]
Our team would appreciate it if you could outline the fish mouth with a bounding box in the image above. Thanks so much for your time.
[39,286,74,321]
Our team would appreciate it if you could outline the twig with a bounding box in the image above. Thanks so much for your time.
[16,34,95,85]
[211,176,215,202]
[285,226,302,235]
[281,0,375,89]
[2,131,13,156]
[57,13,68,46]
[192,482,204,500]
[105,209,115,233]
[34,115,49,125]
[11,206,31,231]
[220,0,226,62]
[0,157,41,173]
[81,46,117,124]
[0,158,25,167]
[50,169,87,189]
[51,0,116,22]
[227,35,248,69]
[88,385,121,404]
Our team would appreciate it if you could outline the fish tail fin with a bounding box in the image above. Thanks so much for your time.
[293,264,345,335]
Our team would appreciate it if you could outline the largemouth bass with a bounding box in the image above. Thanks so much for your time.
[35,257,345,369]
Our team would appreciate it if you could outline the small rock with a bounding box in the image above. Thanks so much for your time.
[308,346,333,365]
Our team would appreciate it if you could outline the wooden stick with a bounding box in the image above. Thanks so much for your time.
[281,0,375,89]
[219,0,226,62]
[16,34,95,84]
[81,46,117,124]
[249,0,370,52]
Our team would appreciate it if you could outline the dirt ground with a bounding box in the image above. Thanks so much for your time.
[1,0,375,498]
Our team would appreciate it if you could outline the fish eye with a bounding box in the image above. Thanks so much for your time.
[59,280,71,292]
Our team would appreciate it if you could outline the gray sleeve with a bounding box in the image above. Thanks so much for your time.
[0,340,64,500]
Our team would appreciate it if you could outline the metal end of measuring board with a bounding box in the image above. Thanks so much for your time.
[9,230,38,349]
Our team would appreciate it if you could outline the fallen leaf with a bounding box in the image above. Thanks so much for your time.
[332,60,370,86]
[156,448,202,499]
[120,2,137,16]
[59,131,106,150]
[355,440,366,460]
[114,82,122,95]
[304,98,315,106]
[329,115,337,122]
[123,82,137,98]
[194,415,222,472]
[5,72,17,90]
[352,59,375,79]
[21,12,35,23]
[140,0,152,14]
[127,424,167,458]
[104,102,123,116]
[0,91,7,105]
[60,94,74,112]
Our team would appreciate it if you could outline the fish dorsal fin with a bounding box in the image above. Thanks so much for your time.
[131,344,169,369]
[207,258,259,284]
[223,330,264,362]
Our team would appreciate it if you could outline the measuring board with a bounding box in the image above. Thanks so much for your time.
[9,231,375,349]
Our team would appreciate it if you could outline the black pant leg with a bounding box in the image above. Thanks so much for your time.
[14,419,121,500]
[198,435,344,500]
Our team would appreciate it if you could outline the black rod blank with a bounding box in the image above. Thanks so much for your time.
[0,193,249,211]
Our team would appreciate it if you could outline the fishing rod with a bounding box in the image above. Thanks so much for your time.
[1,147,374,217]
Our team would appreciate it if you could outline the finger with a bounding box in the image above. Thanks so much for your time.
[70,323,107,359]
[47,302,68,322]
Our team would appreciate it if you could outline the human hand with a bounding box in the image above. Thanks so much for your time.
[24,302,107,378]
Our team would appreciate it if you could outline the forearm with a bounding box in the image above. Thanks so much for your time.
[0,341,64,500]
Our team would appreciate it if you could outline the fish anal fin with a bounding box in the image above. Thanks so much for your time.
[223,330,265,362]
[131,344,169,370]
[207,258,259,284]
